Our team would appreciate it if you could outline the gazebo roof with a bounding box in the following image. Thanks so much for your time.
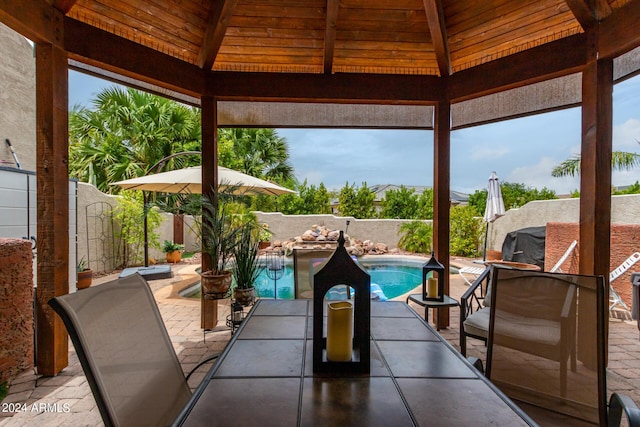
[26,0,634,128]
[61,0,609,76]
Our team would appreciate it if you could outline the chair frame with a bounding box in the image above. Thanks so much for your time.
[459,268,491,356]
[49,274,217,427]
[609,252,640,312]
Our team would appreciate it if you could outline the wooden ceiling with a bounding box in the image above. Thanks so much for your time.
[56,0,628,77]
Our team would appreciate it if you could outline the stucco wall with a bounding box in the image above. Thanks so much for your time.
[254,212,424,248]
[0,22,35,173]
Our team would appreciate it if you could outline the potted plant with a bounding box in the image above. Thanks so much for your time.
[232,222,264,306]
[258,223,272,249]
[199,195,240,298]
[163,240,184,263]
[77,256,93,290]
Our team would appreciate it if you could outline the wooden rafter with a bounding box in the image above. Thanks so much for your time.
[0,0,63,45]
[599,0,640,59]
[64,17,204,98]
[197,0,238,70]
[449,33,587,103]
[52,0,78,15]
[564,0,612,29]
[323,0,339,74]
[423,0,450,77]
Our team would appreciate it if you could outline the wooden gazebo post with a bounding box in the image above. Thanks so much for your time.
[433,99,451,329]
[201,95,218,329]
[35,41,70,376]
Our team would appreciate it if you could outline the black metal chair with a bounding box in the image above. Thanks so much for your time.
[485,266,640,426]
[49,273,218,427]
[459,267,491,356]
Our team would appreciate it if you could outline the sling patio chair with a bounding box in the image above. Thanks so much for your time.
[485,266,640,426]
[49,273,218,427]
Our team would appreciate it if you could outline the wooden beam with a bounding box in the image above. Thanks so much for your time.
[0,0,64,44]
[52,0,78,14]
[599,0,640,59]
[208,71,444,103]
[433,98,451,328]
[449,33,587,103]
[64,17,204,99]
[323,0,339,74]
[423,0,450,76]
[197,0,238,70]
[35,42,69,376]
[579,56,613,281]
[564,0,598,30]
[200,96,218,330]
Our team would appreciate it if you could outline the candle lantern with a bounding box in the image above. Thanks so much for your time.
[422,252,445,302]
[313,231,370,374]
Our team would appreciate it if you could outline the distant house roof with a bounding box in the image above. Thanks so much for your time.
[368,184,469,205]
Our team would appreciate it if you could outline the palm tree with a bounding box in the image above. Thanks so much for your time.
[218,128,294,184]
[551,141,640,177]
[69,87,201,193]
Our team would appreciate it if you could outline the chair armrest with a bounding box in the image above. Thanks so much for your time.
[460,268,490,321]
[608,392,640,427]
[185,353,220,383]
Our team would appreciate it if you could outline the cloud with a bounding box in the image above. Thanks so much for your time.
[506,157,581,195]
[613,118,640,151]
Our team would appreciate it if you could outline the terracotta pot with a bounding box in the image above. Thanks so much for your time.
[200,270,232,298]
[234,287,255,306]
[166,250,182,263]
[77,269,93,289]
[258,241,271,250]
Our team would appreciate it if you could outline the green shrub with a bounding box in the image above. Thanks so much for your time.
[113,192,163,267]
[398,221,432,254]
[450,205,484,257]
[0,381,7,401]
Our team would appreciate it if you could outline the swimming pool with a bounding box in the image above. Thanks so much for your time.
[184,256,458,301]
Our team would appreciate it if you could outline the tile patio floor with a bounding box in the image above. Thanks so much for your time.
[1,258,639,426]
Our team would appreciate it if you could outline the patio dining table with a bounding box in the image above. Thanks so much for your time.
[173,299,536,426]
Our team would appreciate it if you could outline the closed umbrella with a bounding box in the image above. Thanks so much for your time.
[483,171,505,261]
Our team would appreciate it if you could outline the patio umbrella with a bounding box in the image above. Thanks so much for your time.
[483,171,506,261]
[112,165,294,196]
[112,166,295,266]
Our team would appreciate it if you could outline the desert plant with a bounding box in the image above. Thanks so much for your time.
[162,240,184,253]
[398,221,432,254]
[232,223,264,290]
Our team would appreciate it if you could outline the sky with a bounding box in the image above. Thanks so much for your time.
[68,70,640,196]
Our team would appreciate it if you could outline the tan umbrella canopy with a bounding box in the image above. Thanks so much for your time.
[112,165,295,195]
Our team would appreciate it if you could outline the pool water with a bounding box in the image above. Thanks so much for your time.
[251,264,425,300]
[187,258,445,300]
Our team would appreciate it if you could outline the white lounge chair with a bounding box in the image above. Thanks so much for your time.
[458,265,487,286]
[610,252,640,312]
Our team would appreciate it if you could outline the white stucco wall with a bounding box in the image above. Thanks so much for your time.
[0,22,35,173]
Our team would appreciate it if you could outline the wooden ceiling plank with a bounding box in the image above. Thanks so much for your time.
[53,0,79,14]
[449,33,587,102]
[324,0,339,74]
[198,0,239,70]
[0,0,64,44]
[423,0,450,76]
[64,16,204,97]
[599,0,640,58]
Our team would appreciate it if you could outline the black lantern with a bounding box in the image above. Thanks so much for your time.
[313,231,370,374]
[422,252,445,302]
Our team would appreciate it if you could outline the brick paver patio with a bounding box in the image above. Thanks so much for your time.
[2,259,639,426]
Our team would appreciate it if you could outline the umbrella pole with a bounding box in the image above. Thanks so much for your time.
[483,222,489,262]
[143,192,149,267]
